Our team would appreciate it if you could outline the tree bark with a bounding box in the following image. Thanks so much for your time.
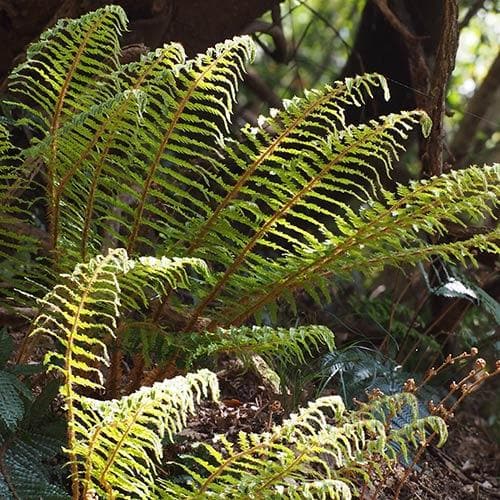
[0,0,281,82]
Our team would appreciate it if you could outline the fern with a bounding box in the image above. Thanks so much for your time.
[211,165,499,326]
[29,251,450,499]
[32,249,218,497]
[74,371,218,499]
[170,324,336,367]
[1,5,497,329]
[1,5,499,498]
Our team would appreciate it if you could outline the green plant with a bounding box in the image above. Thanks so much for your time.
[0,330,68,499]
[0,5,499,499]
[160,393,446,499]
[29,249,446,498]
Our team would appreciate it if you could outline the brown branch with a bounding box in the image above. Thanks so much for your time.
[0,306,37,327]
[243,8,289,63]
[459,0,486,31]
[244,69,283,109]
[371,0,430,110]
[371,0,419,44]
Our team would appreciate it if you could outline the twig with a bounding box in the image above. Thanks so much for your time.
[459,0,486,30]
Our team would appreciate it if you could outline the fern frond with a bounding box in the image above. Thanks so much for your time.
[122,35,255,255]
[41,43,186,262]
[219,164,499,325]
[172,324,335,367]
[388,415,448,462]
[181,73,390,254]
[31,249,206,497]
[182,110,429,327]
[159,395,389,499]
[9,6,127,254]
[9,5,126,137]
[75,370,218,498]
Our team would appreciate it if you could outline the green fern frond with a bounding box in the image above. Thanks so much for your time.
[75,370,218,499]
[9,6,127,137]
[172,324,336,367]
[41,43,186,262]
[388,415,448,462]
[33,249,205,390]
[219,164,499,325]
[180,73,390,255]
[182,109,429,327]
[159,395,389,498]
[31,249,206,496]
[9,6,127,257]
[119,35,255,256]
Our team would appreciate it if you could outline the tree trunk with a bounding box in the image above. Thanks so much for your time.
[342,0,459,177]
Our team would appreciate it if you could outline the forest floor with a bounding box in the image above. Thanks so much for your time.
[178,359,500,500]
[11,331,500,498]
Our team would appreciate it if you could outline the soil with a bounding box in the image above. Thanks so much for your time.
[396,397,500,500]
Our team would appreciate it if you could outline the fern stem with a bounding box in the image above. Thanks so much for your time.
[80,142,113,261]
[253,449,308,498]
[98,403,147,488]
[47,17,105,258]
[64,257,109,498]
[197,440,273,494]
[81,425,104,498]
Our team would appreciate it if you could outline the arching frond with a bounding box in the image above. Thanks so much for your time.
[171,324,336,367]
[158,391,445,499]
[75,370,218,499]
[40,43,186,261]
[217,164,499,326]
[389,415,448,462]
[180,73,390,257]
[9,6,128,255]
[9,5,127,137]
